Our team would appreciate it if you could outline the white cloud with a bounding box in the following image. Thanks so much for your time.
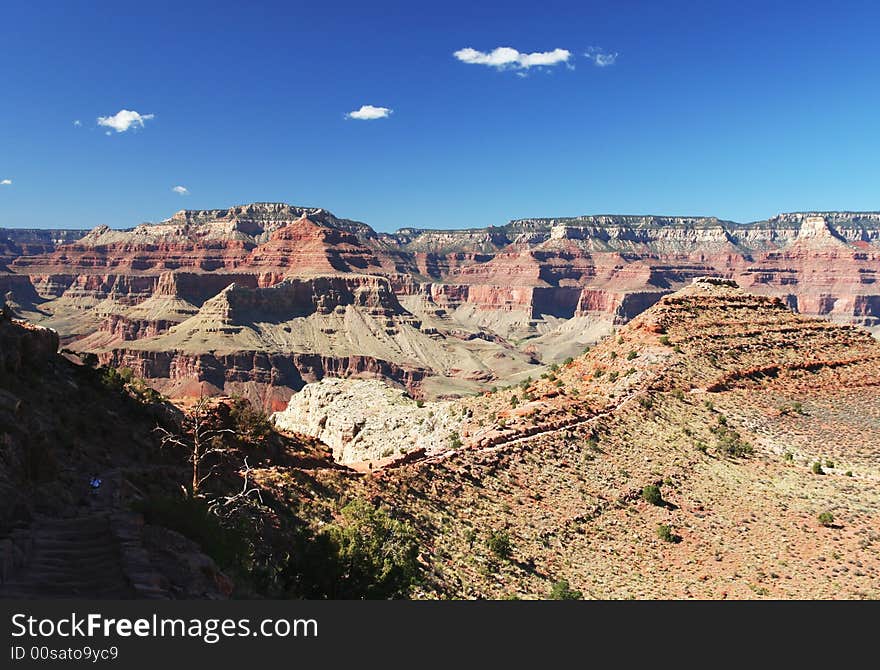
[73,119,82,127]
[453,46,571,70]
[585,47,618,67]
[172,185,189,195]
[97,109,155,133]
[0,179,11,185]
[346,105,392,120]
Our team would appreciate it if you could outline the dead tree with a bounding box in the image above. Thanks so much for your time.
[208,457,264,518]
[155,396,236,497]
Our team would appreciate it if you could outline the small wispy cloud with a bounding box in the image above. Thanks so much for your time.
[97,109,155,133]
[585,47,618,67]
[346,105,392,120]
[453,46,571,71]
[73,120,82,127]
[0,179,11,186]
[171,185,189,196]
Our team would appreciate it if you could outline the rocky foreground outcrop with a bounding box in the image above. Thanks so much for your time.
[271,378,467,463]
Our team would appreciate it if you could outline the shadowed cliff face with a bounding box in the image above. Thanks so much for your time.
[3,204,879,402]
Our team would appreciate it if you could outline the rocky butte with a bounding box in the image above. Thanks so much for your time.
[1,204,879,406]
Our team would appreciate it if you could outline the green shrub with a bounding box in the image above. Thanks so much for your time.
[659,335,671,346]
[642,484,663,506]
[486,529,513,561]
[228,398,272,444]
[323,498,420,599]
[610,351,618,360]
[712,424,753,457]
[510,395,519,408]
[563,357,574,366]
[656,524,679,543]
[450,434,463,449]
[626,351,638,361]
[845,470,853,477]
[415,399,425,408]
[812,461,824,475]
[818,512,835,527]
[617,336,624,344]
[548,579,583,600]
[824,459,834,469]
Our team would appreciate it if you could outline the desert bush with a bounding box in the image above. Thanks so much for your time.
[656,524,679,543]
[548,579,583,600]
[712,424,753,457]
[626,351,638,361]
[659,335,671,346]
[228,398,272,444]
[642,484,663,506]
[486,529,513,561]
[818,512,835,527]
[812,461,824,475]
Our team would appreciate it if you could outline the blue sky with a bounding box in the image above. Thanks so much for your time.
[1,0,879,231]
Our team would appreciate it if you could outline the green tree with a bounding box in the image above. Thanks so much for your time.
[323,498,420,599]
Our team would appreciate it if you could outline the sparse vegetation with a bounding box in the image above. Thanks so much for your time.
[626,350,638,361]
[548,579,583,600]
[818,512,835,527]
[323,498,420,599]
[642,484,663,506]
[659,335,671,346]
[812,461,825,475]
[778,401,805,416]
[656,524,680,543]
[712,423,753,457]
[486,529,513,561]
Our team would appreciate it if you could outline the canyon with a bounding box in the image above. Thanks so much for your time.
[2,204,879,407]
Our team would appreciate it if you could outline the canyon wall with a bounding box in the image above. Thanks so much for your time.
[2,204,878,400]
